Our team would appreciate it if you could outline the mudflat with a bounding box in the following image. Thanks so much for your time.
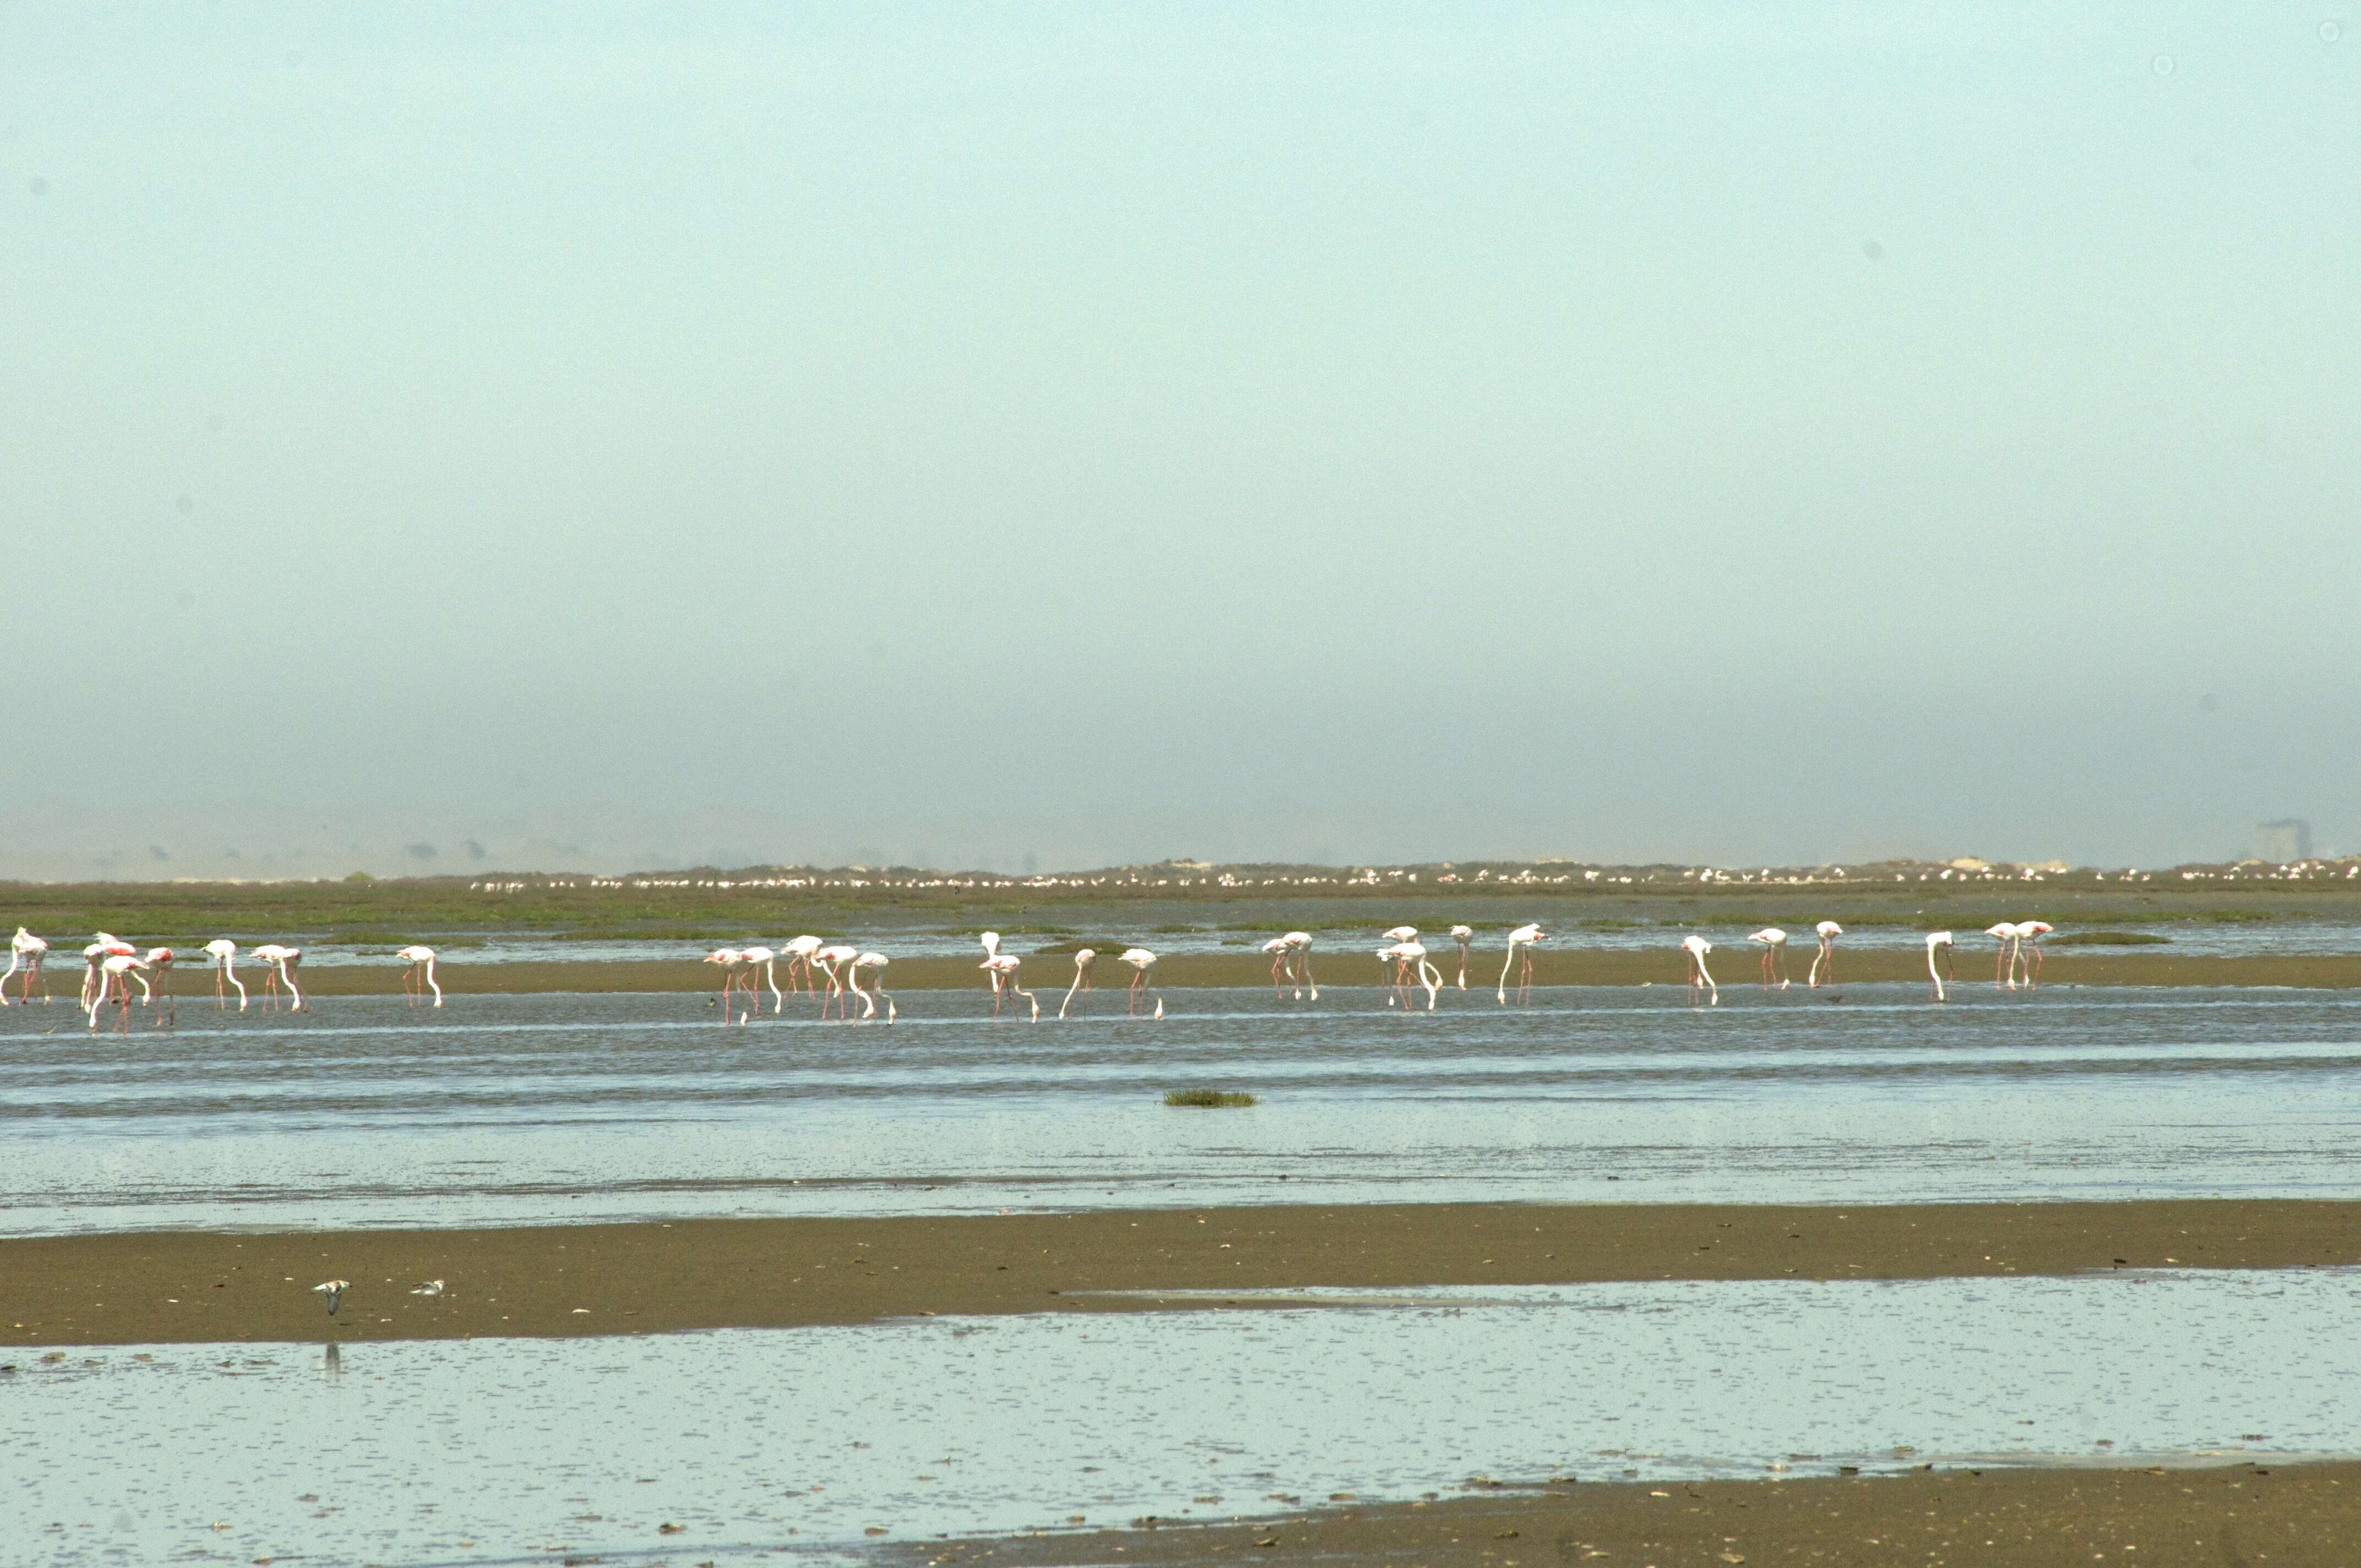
[880,1461,2361,1568]
[8,1199,2357,1349]
[87,950,2361,997]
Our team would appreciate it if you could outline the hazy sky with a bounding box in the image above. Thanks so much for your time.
[5,4,2354,879]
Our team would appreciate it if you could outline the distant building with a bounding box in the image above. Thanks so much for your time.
[2255,819,2314,862]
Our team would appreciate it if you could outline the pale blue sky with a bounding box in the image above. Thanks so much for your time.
[4,4,2354,878]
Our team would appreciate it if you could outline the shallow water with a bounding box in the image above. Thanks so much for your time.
[6,986,2361,1234]
[6,1269,2354,1566]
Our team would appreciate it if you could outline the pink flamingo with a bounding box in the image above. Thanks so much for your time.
[739,946,780,1014]
[982,952,1037,1020]
[205,939,246,1010]
[2015,921,2053,989]
[3,928,50,1004]
[396,945,442,1007]
[814,944,859,1019]
[1681,935,1717,1006]
[1059,948,1097,1019]
[1118,948,1161,1018]
[848,951,895,1021]
[703,948,750,1023]
[1749,928,1790,990]
[1380,941,1440,1010]
[144,948,176,1023]
[1925,931,1956,1001]
[1497,924,1543,1005]
[249,944,306,1011]
[89,952,150,1032]
[77,942,111,1010]
[1261,937,1293,998]
[1450,926,1473,989]
[1984,923,2022,991]
[1807,922,1842,988]
[781,935,824,994]
[1286,932,1316,1000]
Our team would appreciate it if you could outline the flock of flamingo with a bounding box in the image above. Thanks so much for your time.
[3,916,2059,1031]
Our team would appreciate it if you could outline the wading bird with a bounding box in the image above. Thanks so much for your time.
[981,952,1036,1021]
[702,947,750,1024]
[314,1280,347,1315]
[3,928,49,1004]
[814,944,859,1019]
[1681,934,1718,1006]
[1984,923,2022,991]
[1285,931,1316,1000]
[1118,948,1161,1018]
[1808,921,1842,988]
[738,945,780,1014]
[205,939,246,1010]
[1380,940,1440,1010]
[396,945,442,1007]
[1925,931,1956,1001]
[1059,948,1098,1018]
[1261,936,1294,998]
[848,951,895,1021]
[1497,923,1543,1005]
[1450,925,1473,989]
[89,951,150,1032]
[1382,925,1418,945]
[143,948,176,1023]
[249,944,306,1011]
[1749,928,1790,990]
[781,935,824,993]
[2015,921,2053,989]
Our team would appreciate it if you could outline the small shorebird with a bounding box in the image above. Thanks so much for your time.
[1059,948,1097,1019]
[701,948,750,1023]
[204,939,246,1010]
[1807,921,1842,988]
[848,951,895,1021]
[1497,923,1543,1005]
[814,944,859,1019]
[1681,935,1718,1006]
[1749,928,1791,990]
[3,927,50,1004]
[1984,923,2023,991]
[1925,931,1956,1001]
[396,945,442,1007]
[1117,948,1160,1018]
[2015,921,2053,989]
[982,952,1036,1020]
[1450,925,1473,989]
[410,1280,445,1297]
[314,1279,348,1315]
[249,944,306,1011]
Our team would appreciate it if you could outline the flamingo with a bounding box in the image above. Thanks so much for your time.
[143,948,176,1023]
[249,943,304,1011]
[703,947,750,1023]
[1681,934,1717,1006]
[1380,941,1440,1010]
[1497,923,1543,1004]
[78,943,110,1010]
[1059,948,1097,1019]
[1450,925,1473,989]
[848,951,895,1021]
[814,943,859,1019]
[1749,928,1790,990]
[981,952,1037,1021]
[1984,923,2022,991]
[1117,948,1161,1018]
[781,935,824,994]
[1286,931,1317,1000]
[739,945,781,1013]
[2015,921,2053,989]
[978,931,1007,1005]
[1807,921,1842,988]
[204,939,247,1010]
[1382,925,1418,945]
[89,951,149,1032]
[396,945,442,1007]
[1261,937,1293,998]
[3,928,50,1004]
[1925,930,1956,1001]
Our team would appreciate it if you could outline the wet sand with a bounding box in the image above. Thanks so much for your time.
[8,1199,2357,1349]
[80,950,2361,998]
[885,1460,2361,1568]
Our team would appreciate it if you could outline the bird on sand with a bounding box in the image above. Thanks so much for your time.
[314,1280,349,1315]
[1497,923,1543,1005]
[410,1280,445,1297]
[1681,935,1718,1006]
[1749,928,1790,990]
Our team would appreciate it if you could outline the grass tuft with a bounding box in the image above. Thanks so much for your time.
[1163,1088,1258,1108]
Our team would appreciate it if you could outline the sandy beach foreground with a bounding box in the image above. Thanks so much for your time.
[7,1199,2356,1348]
[879,1461,2361,1568]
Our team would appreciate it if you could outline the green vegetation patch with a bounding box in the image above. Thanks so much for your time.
[2050,930,2170,946]
[1163,1089,1258,1109]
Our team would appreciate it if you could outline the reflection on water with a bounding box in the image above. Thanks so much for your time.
[6,1270,2355,1566]
[7,987,2361,1232]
